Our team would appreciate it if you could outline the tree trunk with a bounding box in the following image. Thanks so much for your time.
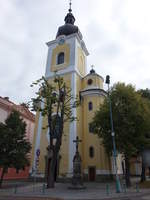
[47,91,65,188]
[47,151,56,188]
[47,146,59,188]
[0,168,6,188]
[141,162,146,182]
[125,157,131,187]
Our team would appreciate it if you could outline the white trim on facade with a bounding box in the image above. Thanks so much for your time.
[45,35,86,79]
[80,89,107,97]
[68,72,77,175]
[46,33,89,56]
[45,34,88,79]
[45,68,84,79]
[33,101,44,169]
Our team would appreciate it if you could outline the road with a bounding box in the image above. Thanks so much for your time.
[0,195,149,200]
[0,196,61,200]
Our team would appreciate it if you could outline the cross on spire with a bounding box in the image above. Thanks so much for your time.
[90,65,95,74]
[91,65,94,70]
[69,0,72,12]
[73,136,82,152]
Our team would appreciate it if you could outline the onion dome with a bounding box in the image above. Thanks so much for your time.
[56,3,81,38]
[90,68,96,74]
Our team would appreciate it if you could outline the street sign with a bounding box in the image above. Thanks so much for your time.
[36,149,40,157]
[36,158,39,166]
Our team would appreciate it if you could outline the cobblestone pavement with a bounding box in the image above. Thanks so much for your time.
[0,181,150,200]
[0,195,150,200]
[0,197,62,200]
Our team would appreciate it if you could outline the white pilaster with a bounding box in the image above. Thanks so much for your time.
[33,102,44,169]
[68,72,77,175]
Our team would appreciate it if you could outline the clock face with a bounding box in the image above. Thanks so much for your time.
[58,38,65,45]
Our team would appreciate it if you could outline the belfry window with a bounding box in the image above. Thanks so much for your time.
[89,146,94,158]
[88,102,93,111]
[57,52,64,65]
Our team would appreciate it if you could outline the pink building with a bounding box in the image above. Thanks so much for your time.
[0,96,35,179]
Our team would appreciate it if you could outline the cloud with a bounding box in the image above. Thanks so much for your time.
[0,0,150,104]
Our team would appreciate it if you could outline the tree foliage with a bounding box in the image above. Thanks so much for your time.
[138,88,150,100]
[30,75,79,188]
[92,83,150,186]
[138,88,150,181]
[0,110,31,187]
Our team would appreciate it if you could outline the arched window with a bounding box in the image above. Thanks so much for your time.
[88,102,93,111]
[87,79,93,85]
[57,52,64,65]
[89,146,94,158]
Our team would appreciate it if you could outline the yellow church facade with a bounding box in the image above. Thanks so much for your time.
[31,6,122,181]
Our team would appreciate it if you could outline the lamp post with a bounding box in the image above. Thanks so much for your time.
[105,75,121,193]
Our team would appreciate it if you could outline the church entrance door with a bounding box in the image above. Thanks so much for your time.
[88,167,96,181]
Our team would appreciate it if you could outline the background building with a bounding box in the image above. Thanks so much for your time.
[0,96,35,179]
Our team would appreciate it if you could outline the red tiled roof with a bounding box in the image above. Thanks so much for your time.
[0,96,35,122]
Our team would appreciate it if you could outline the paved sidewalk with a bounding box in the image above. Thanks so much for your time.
[0,182,150,200]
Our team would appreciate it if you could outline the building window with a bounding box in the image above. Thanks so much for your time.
[87,79,93,85]
[88,102,93,111]
[57,52,64,65]
[89,146,94,158]
[89,123,94,133]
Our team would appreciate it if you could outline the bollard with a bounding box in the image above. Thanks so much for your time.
[136,182,139,193]
[14,185,17,194]
[33,182,36,192]
[123,183,126,193]
[106,184,110,196]
[42,183,46,194]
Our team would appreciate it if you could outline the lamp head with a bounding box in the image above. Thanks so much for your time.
[106,75,110,84]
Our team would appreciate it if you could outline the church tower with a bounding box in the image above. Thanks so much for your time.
[31,3,122,181]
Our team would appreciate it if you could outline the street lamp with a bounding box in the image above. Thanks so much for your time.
[105,75,121,193]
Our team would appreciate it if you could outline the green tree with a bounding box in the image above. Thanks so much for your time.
[30,75,79,188]
[138,88,150,182]
[92,83,150,187]
[138,88,150,100]
[0,111,31,188]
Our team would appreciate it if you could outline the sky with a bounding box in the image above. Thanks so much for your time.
[0,0,150,104]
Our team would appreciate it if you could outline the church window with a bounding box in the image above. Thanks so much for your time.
[87,79,93,85]
[57,52,64,65]
[89,146,94,158]
[89,123,94,133]
[88,102,93,111]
